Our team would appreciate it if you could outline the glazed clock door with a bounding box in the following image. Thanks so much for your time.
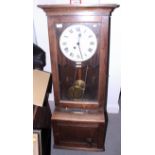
[51,20,101,109]
[47,15,110,109]
[57,22,100,101]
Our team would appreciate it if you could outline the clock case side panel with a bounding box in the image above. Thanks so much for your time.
[47,17,60,106]
[98,16,111,110]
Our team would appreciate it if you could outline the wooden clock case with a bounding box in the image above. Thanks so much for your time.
[38,4,119,151]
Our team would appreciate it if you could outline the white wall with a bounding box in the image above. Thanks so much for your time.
[33,0,121,113]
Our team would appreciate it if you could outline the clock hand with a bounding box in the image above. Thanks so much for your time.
[77,42,83,60]
[77,33,83,60]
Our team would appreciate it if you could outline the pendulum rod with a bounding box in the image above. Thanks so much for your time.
[82,65,89,100]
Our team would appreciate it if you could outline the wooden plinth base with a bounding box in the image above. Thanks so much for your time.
[52,110,105,151]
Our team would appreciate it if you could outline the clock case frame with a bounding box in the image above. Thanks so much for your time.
[38,5,119,110]
[38,4,119,151]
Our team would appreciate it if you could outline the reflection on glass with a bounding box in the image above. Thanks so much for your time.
[59,64,99,102]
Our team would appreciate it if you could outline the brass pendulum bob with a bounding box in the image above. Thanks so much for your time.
[68,67,86,100]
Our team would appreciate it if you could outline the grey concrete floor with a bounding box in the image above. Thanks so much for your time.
[50,112,121,155]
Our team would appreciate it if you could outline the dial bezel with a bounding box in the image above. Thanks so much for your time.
[59,24,98,62]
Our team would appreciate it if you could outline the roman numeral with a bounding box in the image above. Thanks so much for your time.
[69,29,73,33]
[64,47,69,52]
[64,35,68,38]
[88,48,93,52]
[76,27,80,32]
[62,42,67,45]
[90,41,95,45]
[83,29,86,33]
[70,53,74,57]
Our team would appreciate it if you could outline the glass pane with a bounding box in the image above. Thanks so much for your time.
[56,23,100,102]
[58,63,99,101]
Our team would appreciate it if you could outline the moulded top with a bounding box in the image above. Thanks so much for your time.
[38,4,119,9]
[38,4,119,16]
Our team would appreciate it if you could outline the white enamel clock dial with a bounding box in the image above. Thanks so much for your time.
[59,24,97,62]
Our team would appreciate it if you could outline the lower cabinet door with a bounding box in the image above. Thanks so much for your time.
[53,121,105,151]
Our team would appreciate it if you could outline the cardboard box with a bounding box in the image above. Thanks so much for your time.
[33,70,50,107]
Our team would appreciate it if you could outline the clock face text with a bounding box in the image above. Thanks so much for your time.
[59,24,97,62]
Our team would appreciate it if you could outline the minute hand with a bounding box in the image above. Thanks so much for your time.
[77,34,83,60]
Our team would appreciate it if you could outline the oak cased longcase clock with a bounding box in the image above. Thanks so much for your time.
[38,4,119,151]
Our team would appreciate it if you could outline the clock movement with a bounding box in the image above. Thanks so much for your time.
[38,4,119,151]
